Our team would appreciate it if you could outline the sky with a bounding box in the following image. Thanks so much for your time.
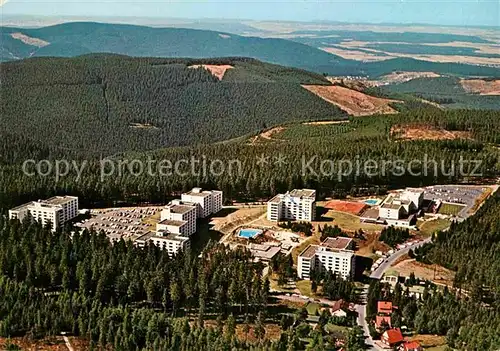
[1,0,499,27]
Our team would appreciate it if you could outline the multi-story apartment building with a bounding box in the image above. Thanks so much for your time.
[181,188,223,218]
[136,188,223,256]
[267,189,316,222]
[159,201,197,236]
[135,230,190,257]
[378,188,424,227]
[297,237,355,280]
[9,196,79,231]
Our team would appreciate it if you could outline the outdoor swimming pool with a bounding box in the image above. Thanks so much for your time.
[364,199,379,206]
[238,228,263,239]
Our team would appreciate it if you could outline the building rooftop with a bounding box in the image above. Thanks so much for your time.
[155,231,189,242]
[288,189,316,199]
[158,219,187,227]
[184,191,211,198]
[135,231,156,243]
[299,244,319,258]
[268,194,283,204]
[381,203,403,210]
[383,328,403,345]
[249,243,281,260]
[167,204,196,214]
[321,237,353,250]
[44,196,78,206]
[378,301,393,313]
[9,202,33,212]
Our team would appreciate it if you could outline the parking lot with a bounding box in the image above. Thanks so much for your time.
[424,185,489,218]
[77,207,161,242]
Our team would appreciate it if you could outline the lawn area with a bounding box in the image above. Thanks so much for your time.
[305,302,320,315]
[291,235,320,265]
[437,202,465,216]
[141,211,161,229]
[296,280,322,298]
[407,334,447,350]
[425,346,448,351]
[322,210,384,232]
[417,218,451,237]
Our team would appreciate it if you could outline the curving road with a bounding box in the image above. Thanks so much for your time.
[369,238,432,280]
[356,238,432,350]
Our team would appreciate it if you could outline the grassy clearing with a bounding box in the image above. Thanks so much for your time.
[417,218,451,237]
[437,202,465,216]
[140,211,161,229]
[291,235,320,265]
[407,334,447,350]
[296,280,323,298]
[322,210,384,232]
[305,302,320,315]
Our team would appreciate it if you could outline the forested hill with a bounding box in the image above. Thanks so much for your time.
[0,55,346,156]
[2,22,500,77]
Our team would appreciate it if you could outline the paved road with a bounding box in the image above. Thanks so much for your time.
[370,238,432,279]
[357,239,432,350]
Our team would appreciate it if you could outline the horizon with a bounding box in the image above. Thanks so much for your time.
[2,14,500,30]
[1,0,499,28]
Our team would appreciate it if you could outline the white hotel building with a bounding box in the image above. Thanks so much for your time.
[138,188,223,256]
[159,200,197,237]
[267,189,316,222]
[297,237,355,280]
[181,188,223,218]
[9,196,79,231]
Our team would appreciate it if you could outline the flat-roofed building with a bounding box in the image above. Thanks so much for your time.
[181,188,223,218]
[378,188,424,228]
[135,231,190,257]
[9,196,79,231]
[248,243,281,262]
[267,189,316,222]
[379,203,405,220]
[160,201,197,236]
[297,237,355,280]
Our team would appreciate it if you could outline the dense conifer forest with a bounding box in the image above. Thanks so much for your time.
[368,193,500,350]
[0,55,344,156]
[0,217,368,350]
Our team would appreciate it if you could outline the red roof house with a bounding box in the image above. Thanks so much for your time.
[375,315,392,329]
[381,328,404,346]
[403,341,423,351]
[377,301,393,315]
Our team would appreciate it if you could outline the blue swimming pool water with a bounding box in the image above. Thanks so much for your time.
[364,199,379,205]
[238,228,262,238]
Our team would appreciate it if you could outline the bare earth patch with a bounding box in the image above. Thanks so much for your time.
[336,40,500,65]
[130,122,159,130]
[391,124,472,141]
[460,79,500,95]
[249,126,285,145]
[189,64,234,80]
[407,334,447,349]
[302,85,400,116]
[11,32,50,47]
[391,259,455,286]
[303,120,350,125]
[320,46,392,62]
[356,232,390,258]
[380,71,441,84]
